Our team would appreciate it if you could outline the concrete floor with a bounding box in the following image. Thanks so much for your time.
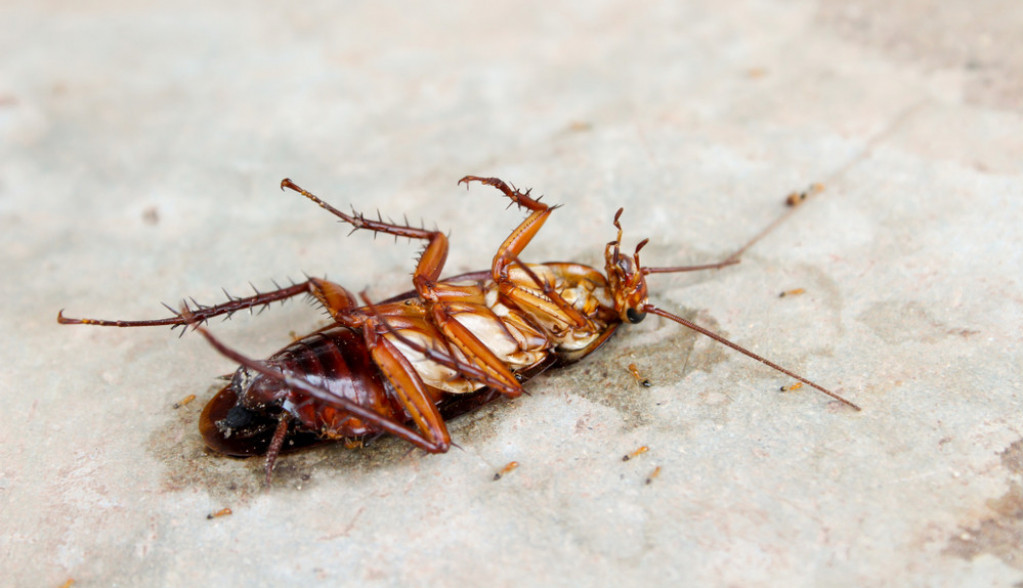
[3,1,1022,585]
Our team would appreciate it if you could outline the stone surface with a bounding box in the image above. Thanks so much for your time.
[2,1,1022,585]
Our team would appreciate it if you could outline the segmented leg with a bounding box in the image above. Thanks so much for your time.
[57,280,316,330]
[306,286,455,453]
[281,179,448,299]
[364,328,451,451]
[459,176,598,335]
[285,178,530,399]
[264,414,292,485]
[426,299,526,397]
[458,176,554,282]
[510,257,589,328]
[57,277,366,332]
[358,294,522,396]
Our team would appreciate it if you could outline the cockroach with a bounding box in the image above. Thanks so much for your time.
[58,176,860,485]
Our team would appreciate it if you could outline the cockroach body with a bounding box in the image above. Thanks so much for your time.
[59,176,859,484]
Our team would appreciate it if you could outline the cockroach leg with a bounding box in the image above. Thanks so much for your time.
[288,180,526,400]
[57,279,314,331]
[458,176,550,213]
[461,176,558,284]
[358,293,518,396]
[264,413,292,486]
[282,179,450,295]
[512,257,589,328]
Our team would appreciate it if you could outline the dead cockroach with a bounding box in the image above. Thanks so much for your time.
[58,176,860,484]
[778,287,806,298]
[780,382,804,392]
[173,393,197,409]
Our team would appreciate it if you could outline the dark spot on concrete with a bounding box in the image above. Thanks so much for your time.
[142,206,159,225]
[1001,440,1023,475]
[945,439,1023,569]
[541,307,730,431]
[857,300,976,345]
[146,383,471,500]
[438,397,512,448]
[146,392,268,501]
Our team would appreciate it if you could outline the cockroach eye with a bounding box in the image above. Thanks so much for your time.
[626,308,646,324]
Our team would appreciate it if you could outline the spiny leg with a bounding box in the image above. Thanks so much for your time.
[60,176,449,331]
[58,276,364,332]
[287,177,525,397]
[458,176,576,325]
[460,177,601,335]
[349,292,468,451]
[454,177,590,390]
[57,279,315,330]
[281,179,449,296]
[457,176,556,283]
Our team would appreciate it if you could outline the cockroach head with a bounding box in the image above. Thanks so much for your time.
[604,208,650,324]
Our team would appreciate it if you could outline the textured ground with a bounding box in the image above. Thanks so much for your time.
[2,1,1022,586]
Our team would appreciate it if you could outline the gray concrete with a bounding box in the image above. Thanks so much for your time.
[3,1,1022,585]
